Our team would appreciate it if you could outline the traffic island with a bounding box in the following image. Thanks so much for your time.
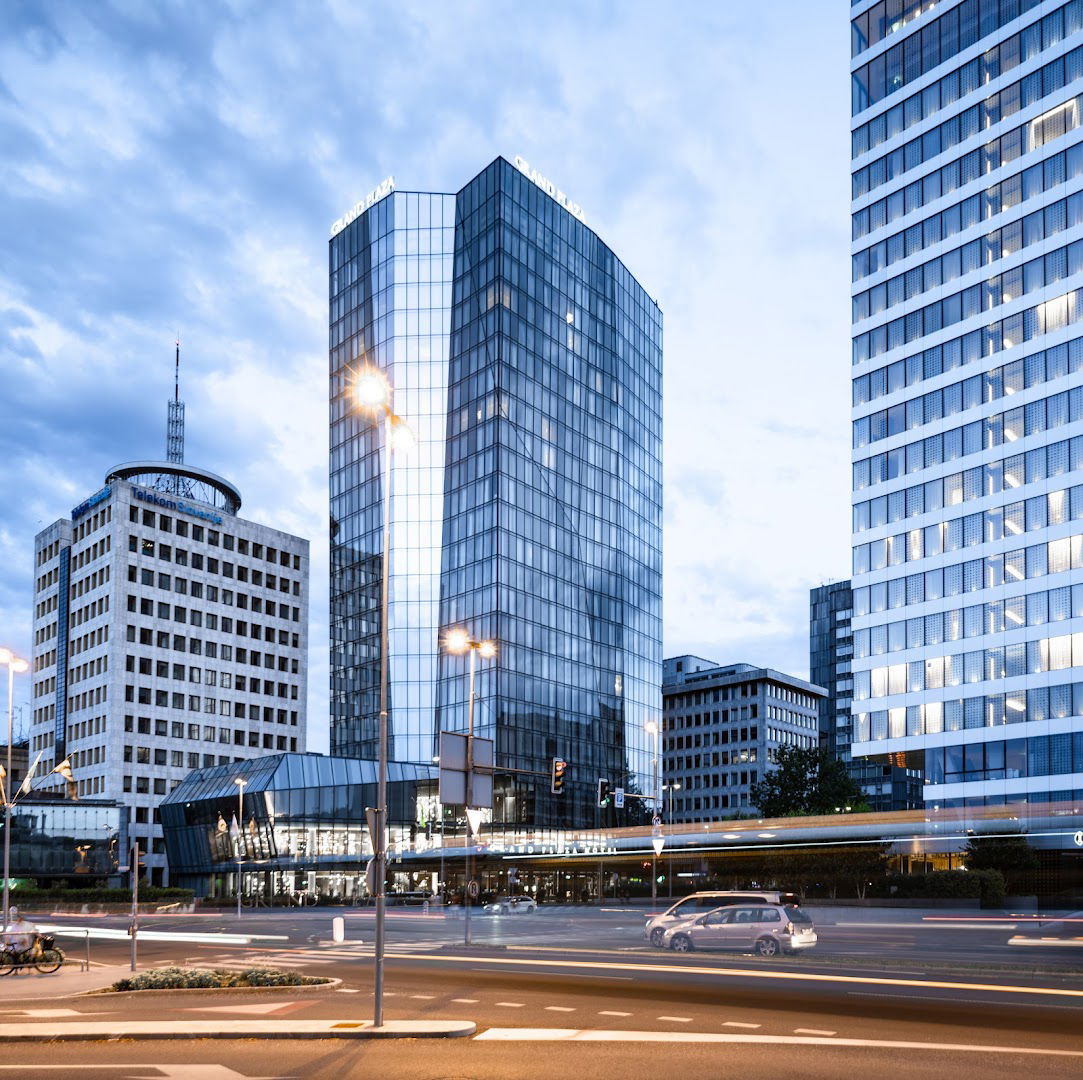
[0,1018,477,1041]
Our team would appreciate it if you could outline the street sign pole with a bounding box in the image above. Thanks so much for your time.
[130,840,140,972]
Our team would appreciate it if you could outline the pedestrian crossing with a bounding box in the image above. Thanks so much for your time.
[315,940,449,956]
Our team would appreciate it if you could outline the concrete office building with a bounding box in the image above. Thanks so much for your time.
[850,0,1083,806]
[810,581,922,810]
[29,390,309,884]
[328,157,663,830]
[662,656,825,823]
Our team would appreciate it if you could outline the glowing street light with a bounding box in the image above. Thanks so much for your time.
[352,366,413,1029]
[443,629,495,945]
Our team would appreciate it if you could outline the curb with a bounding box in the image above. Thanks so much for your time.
[0,1019,477,1041]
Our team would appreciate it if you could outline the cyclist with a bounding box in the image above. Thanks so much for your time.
[1,909,37,955]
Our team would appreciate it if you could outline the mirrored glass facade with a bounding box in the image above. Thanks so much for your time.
[850,1,1083,807]
[329,157,662,829]
[160,753,434,896]
[4,798,125,884]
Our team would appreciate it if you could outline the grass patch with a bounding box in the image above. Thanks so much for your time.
[110,966,331,991]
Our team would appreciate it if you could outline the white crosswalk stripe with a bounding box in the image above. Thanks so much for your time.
[314,941,448,955]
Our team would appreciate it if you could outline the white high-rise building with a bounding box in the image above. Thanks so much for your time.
[30,391,309,884]
[850,0,1083,807]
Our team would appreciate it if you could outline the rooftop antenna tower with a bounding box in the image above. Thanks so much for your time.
[167,338,185,464]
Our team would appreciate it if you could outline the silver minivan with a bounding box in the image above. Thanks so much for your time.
[662,903,817,957]
[645,891,799,947]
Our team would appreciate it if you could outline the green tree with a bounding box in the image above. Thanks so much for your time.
[817,844,890,899]
[749,746,865,818]
[963,833,1039,895]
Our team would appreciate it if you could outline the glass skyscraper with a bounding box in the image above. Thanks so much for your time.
[850,0,1083,807]
[329,157,662,830]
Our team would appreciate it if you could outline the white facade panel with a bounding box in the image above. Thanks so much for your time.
[30,472,310,884]
[850,0,1083,806]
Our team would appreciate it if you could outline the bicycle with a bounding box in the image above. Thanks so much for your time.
[0,934,65,975]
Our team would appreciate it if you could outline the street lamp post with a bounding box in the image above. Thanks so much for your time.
[665,781,681,826]
[0,648,29,933]
[445,629,495,946]
[234,777,247,918]
[354,369,414,1029]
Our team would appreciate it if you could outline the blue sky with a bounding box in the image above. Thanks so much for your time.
[0,1,852,752]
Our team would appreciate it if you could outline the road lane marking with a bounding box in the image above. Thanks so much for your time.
[722,1021,760,1029]
[846,992,1032,1007]
[452,998,479,1003]
[0,1009,85,1018]
[496,1001,526,1007]
[795,1028,837,1036]
[335,988,360,993]
[409,994,435,1000]
[1009,936,1083,947]
[536,972,633,980]
[599,1010,631,1017]
[0,1068,292,1078]
[546,1006,576,1012]
[184,1002,302,1015]
[835,922,1019,931]
[658,1016,693,1023]
[400,952,1083,999]
[472,1028,1083,1054]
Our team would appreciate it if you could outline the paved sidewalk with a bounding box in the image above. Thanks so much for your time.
[0,963,130,1001]
[0,1018,477,1040]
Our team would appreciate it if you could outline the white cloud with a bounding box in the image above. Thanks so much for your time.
[0,0,852,745]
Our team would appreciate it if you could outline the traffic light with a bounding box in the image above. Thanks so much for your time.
[597,778,610,807]
[550,757,567,795]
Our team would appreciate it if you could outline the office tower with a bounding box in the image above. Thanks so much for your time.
[329,157,663,829]
[662,656,824,823]
[850,0,1083,807]
[30,394,309,883]
[810,581,921,810]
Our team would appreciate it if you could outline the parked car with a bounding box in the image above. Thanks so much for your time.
[661,903,817,957]
[644,891,800,947]
[483,895,538,914]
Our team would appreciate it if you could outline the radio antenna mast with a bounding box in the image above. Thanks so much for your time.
[167,338,185,464]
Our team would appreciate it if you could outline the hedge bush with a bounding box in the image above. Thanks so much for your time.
[882,869,1006,907]
[113,967,220,991]
[10,886,193,904]
[111,966,323,991]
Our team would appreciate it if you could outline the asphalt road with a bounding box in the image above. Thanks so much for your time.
[3,905,1079,1078]
[34,903,1083,973]
[2,953,1083,1079]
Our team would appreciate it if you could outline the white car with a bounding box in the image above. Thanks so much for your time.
[661,903,817,957]
[644,891,798,947]
[484,896,538,914]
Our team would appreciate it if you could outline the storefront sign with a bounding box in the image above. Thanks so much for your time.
[133,486,223,525]
[71,486,111,520]
[513,156,585,222]
[330,176,395,237]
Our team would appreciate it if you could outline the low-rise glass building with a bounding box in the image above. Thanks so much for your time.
[160,753,438,899]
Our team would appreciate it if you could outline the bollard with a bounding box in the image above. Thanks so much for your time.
[332,916,345,943]
[422,900,430,916]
